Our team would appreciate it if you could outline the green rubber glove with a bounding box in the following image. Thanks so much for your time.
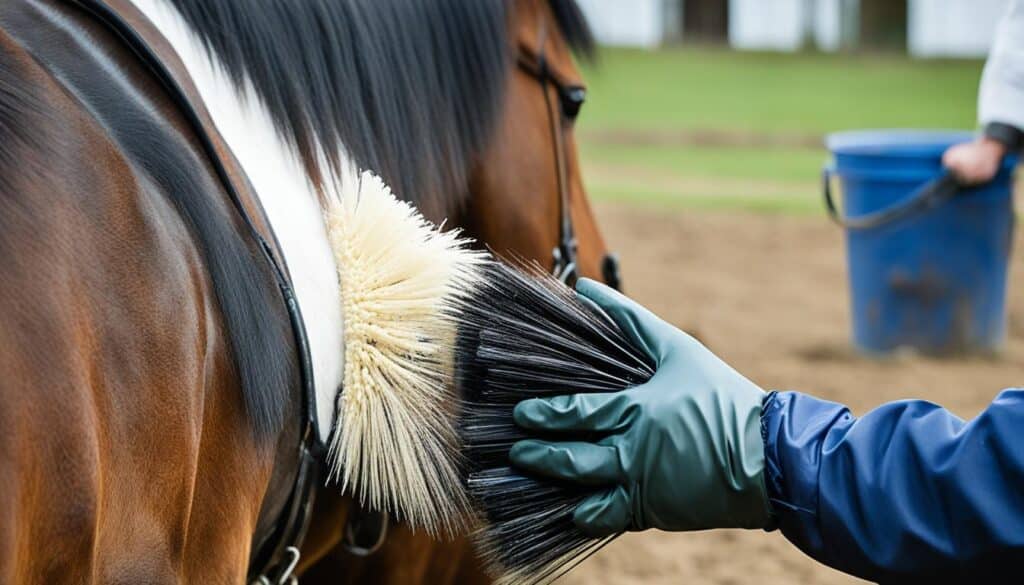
[509,278,771,536]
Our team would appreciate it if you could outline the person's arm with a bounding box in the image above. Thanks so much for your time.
[511,279,1024,582]
[978,0,1024,144]
[763,389,1024,583]
[944,0,1024,183]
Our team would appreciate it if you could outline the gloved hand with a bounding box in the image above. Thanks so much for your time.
[509,278,772,536]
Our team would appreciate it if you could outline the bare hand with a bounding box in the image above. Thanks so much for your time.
[942,137,1007,185]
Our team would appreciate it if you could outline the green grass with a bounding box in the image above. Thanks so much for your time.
[576,47,984,212]
[580,141,830,183]
[579,47,983,134]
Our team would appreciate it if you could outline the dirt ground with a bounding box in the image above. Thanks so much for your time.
[564,201,1024,585]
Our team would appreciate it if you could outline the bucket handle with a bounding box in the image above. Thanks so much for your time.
[823,167,962,230]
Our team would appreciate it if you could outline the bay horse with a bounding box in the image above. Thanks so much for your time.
[0,0,610,583]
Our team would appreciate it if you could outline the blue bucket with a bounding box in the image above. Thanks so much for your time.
[824,130,1016,355]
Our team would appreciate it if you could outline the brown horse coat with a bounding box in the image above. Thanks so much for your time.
[0,0,302,581]
[0,0,610,582]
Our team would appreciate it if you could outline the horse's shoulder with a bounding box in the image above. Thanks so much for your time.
[0,11,203,385]
[0,21,233,583]
[0,25,71,201]
[0,12,212,410]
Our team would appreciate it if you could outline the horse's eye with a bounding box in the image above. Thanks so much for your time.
[560,86,586,120]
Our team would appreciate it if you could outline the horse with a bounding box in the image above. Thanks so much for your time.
[0,0,611,582]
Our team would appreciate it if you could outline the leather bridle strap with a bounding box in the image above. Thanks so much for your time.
[62,2,321,583]
[517,25,578,284]
[516,36,626,292]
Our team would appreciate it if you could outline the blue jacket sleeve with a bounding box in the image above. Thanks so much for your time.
[761,389,1024,583]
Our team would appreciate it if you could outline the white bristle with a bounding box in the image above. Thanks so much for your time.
[324,166,487,535]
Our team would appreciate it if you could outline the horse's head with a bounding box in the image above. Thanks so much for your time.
[465,0,621,290]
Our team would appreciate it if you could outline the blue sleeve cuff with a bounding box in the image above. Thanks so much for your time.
[761,391,855,545]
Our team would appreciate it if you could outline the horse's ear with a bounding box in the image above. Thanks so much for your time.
[323,166,486,536]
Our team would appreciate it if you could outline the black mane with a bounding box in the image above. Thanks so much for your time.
[167,0,593,220]
[550,0,595,60]
[169,0,507,220]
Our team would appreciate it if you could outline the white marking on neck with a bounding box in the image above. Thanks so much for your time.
[132,0,344,441]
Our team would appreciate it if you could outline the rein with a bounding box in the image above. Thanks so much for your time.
[62,2,321,583]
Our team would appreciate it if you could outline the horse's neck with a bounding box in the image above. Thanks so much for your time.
[132,0,343,441]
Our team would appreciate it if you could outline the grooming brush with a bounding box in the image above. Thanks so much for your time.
[456,262,655,585]
[323,167,487,536]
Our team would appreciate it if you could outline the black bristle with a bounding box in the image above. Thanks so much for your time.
[455,262,654,584]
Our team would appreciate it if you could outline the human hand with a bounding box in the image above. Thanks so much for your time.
[942,137,1007,185]
[510,279,771,536]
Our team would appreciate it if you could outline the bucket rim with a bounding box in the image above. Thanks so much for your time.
[826,129,975,156]
[825,163,1017,181]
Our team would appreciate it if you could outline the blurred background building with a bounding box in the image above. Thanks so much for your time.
[575,0,1008,57]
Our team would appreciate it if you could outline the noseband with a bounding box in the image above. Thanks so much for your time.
[516,28,622,290]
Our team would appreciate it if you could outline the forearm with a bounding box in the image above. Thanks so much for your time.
[979,0,1024,135]
[761,389,1024,582]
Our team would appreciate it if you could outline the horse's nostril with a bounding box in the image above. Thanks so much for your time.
[602,252,622,291]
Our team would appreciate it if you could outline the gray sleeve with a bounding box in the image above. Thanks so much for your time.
[979,0,1024,130]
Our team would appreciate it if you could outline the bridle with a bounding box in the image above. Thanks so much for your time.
[516,24,622,290]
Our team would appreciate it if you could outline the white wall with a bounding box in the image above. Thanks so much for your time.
[728,0,845,52]
[580,0,1006,57]
[576,0,666,48]
[814,0,844,51]
[729,0,805,51]
[909,0,1008,58]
